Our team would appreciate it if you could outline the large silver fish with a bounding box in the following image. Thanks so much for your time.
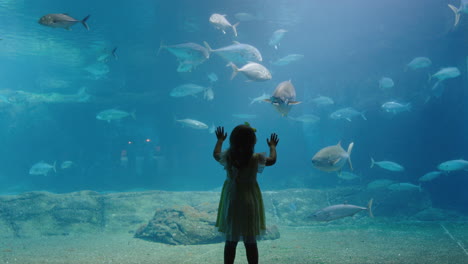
[330,107,366,122]
[311,141,354,173]
[229,62,271,82]
[309,199,373,222]
[204,41,262,65]
[170,83,210,98]
[264,80,301,116]
[96,109,135,122]
[38,14,90,30]
[158,42,209,72]
[29,161,56,176]
[209,14,239,37]
[272,54,304,66]
[437,159,468,172]
[175,119,209,130]
[406,57,431,70]
[370,158,404,172]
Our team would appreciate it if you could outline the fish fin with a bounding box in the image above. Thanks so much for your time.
[370,157,375,168]
[157,41,165,56]
[448,4,461,27]
[232,41,241,44]
[275,45,278,50]
[232,22,239,37]
[112,47,118,60]
[347,142,354,170]
[263,99,271,103]
[229,62,239,80]
[336,141,341,147]
[361,112,367,121]
[222,30,226,34]
[203,41,213,53]
[288,101,301,105]
[81,15,90,30]
[346,118,352,122]
[53,161,57,173]
[367,198,374,218]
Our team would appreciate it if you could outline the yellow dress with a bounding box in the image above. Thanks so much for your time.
[215,152,267,241]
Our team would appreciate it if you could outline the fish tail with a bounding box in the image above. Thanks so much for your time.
[361,111,367,121]
[367,198,374,218]
[347,142,354,170]
[370,157,375,168]
[232,22,239,37]
[130,110,136,120]
[228,62,239,80]
[81,15,90,30]
[112,47,118,60]
[448,4,461,27]
[53,161,57,173]
[203,41,213,53]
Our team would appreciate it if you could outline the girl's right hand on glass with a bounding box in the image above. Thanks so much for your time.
[267,133,279,147]
[215,126,227,141]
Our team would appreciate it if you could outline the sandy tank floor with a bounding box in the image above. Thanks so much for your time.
[0,221,466,264]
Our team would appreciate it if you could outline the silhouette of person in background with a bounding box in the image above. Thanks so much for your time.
[213,124,279,264]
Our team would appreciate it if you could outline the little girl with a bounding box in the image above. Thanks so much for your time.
[213,124,279,264]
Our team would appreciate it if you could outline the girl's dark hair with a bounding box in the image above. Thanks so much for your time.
[227,124,256,170]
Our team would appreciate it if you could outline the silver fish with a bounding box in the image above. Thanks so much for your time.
[338,171,360,181]
[170,83,209,98]
[176,119,209,130]
[158,42,209,72]
[379,77,394,89]
[330,107,366,122]
[264,80,301,116]
[370,158,404,172]
[448,1,468,26]
[209,14,239,37]
[272,54,304,66]
[418,171,443,182]
[312,141,354,173]
[388,183,421,192]
[269,29,287,49]
[309,199,373,222]
[310,96,334,107]
[367,179,394,190]
[29,161,56,176]
[437,159,468,172]
[381,101,411,114]
[432,67,461,81]
[204,41,262,64]
[406,57,431,70]
[229,62,271,82]
[96,109,135,122]
[288,114,320,124]
[61,161,75,169]
[249,92,270,105]
[38,14,90,30]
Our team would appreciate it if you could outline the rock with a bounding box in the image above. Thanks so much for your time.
[134,205,280,245]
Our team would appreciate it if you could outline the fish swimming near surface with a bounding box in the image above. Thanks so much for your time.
[264,80,301,116]
[96,109,135,122]
[448,1,468,26]
[330,107,366,122]
[175,118,209,130]
[309,199,373,222]
[29,161,56,176]
[158,42,210,72]
[272,54,304,66]
[388,183,422,192]
[379,77,394,90]
[437,159,468,172]
[311,141,354,173]
[269,29,287,49]
[38,14,90,30]
[418,171,443,182]
[406,57,432,70]
[381,101,412,114]
[204,41,262,65]
[209,14,239,37]
[370,158,404,172]
[229,62,272,82]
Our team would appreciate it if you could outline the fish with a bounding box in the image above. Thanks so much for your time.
[264,80,301,116]
[204,87,214,101]
[60,161,75,169]
[209,14,239,37]
[418,171,443,182]
[406,57,431,70]
[311,141,354,173]
[288,114,320,124]
[175,119,209,129]
[170,83,210,98]
[269,29,287,49]
[6,87,91,104]
[367,179,394,190]
[204,41,262,65]
[379,77,394,90]
[370,158,404,172]
[437,159,468,172]
[207,72,218,83]
[338,171,360,181]
[448,1,468,27]
[85,62,110,79]
[272,54,304,66]
[330,107,366,122]
[249,92,270,104]
[431,67,461,82]
[310,96,334,107]
[229,62,272,82]
[29,161,56,176]
[381,101,412,114]
[97,47,118,62]
[308,199,373,222]
[96,109,135,122]
[388,183,422,192]
[158,42,209,72]
[232,114,257,119]
[38,14,90,30]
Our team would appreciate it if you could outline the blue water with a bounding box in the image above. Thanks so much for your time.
[0,0,467,214]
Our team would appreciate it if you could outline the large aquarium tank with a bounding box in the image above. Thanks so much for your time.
[0,0,467,263]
